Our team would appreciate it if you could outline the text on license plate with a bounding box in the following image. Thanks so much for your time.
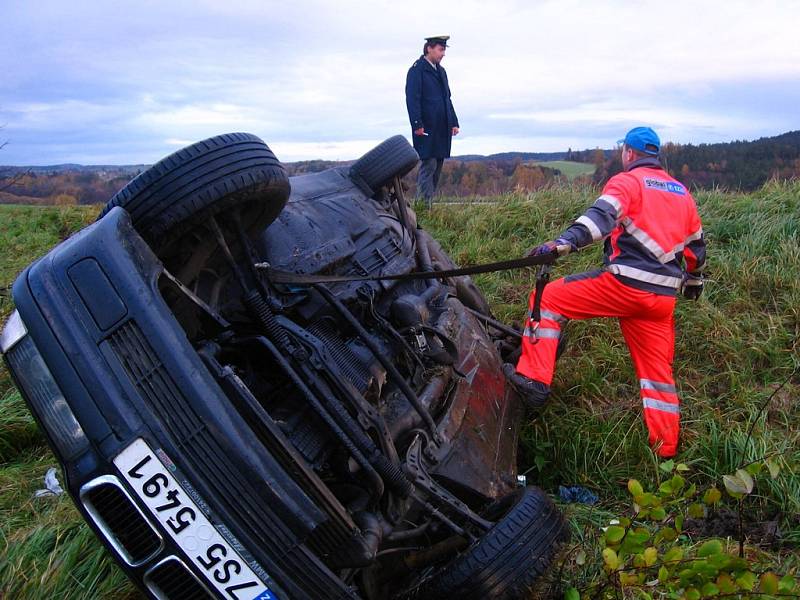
[114,438,275,600]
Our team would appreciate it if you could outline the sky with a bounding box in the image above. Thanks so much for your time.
[1,0,799,166]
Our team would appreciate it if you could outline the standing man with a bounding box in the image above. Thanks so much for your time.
[405,35,460,207]
[505,127,706,458]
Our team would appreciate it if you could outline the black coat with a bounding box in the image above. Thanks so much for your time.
[405,56,459,160]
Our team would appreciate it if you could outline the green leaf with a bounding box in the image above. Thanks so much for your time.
[688,503,705,518]
[735,468,755,493]
[726,557,750,571]
[676,462,690,472]
[697,539,723,558]
[703,487,722,505]
[760,572,779,595]
[658,481,674,495]
[602,547,619,571]
[658,566,669,583]
[659,459,675,473]
[766,457,781,479]
[621,529,650,554]
[707,553,731,570]
[675,515,684,532]
[628,479,644,496]
[670,475,685,492]
[691,559,719,579]
[650,506,666,521]
[685,586,700,600]
[644,546,658,567]
[683,483,698,499]
[657,527,677,542]
[564,587,580,600]
[745,462,762,476]
[701,582,720,596]
[636,492,657,507]
[736,571,757,591]
[605,525,626,544]
[663,547,683,563]
[778,575,797,593]
[722,474,748,497]
[716,574,736,594]
[534,454,546,471]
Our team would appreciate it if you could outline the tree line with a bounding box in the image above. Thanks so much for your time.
[2,131,797,204]
[592,130,800,190]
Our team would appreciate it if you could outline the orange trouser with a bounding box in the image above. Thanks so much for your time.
[516,270,680,457]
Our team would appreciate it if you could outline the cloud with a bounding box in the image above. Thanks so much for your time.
[1,0,799,164]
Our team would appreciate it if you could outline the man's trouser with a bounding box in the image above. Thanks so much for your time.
[515,270,680,457]
[417,158,444,206]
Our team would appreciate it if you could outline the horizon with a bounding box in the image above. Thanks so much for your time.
[2,128,796,169]
[2,1,798,166]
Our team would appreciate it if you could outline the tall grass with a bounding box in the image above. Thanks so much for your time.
[421,181,800,530]
[0,181,798,596]
[0,204,135,598]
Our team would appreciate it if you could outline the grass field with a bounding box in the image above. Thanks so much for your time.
[1,180,798,598]
[532,160,596,180]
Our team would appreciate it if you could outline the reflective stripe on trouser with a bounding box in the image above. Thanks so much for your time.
[515,270,680,457]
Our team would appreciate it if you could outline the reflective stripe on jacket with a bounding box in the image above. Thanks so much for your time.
[560,157,706,295]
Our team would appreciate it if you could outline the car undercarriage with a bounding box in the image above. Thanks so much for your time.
[2,133,567,600]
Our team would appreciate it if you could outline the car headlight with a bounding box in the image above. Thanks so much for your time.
[3,310,89,459]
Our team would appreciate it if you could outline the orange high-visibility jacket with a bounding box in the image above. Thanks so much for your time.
[559,157,706,294]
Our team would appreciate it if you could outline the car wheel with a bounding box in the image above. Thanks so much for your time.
[349,135,419,196]
[98,132,290,255]
[404,486,568,600]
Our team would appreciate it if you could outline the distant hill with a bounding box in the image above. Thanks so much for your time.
[1,164,148,176]
[2,130,798,204]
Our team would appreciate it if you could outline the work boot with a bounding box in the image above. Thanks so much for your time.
[502,363,550,411]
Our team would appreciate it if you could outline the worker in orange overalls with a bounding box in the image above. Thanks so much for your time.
[504,127,705,457]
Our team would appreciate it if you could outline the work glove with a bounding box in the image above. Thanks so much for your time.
[682,273,704,300]
[525,238,575,258]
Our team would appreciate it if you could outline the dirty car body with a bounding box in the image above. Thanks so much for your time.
[2,134,566,600]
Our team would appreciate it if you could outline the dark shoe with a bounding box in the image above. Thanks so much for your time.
[502,363,550,411]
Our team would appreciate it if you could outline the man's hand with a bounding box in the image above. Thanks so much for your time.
[525,240,558,257]
[525,238,575,258]
[414,127,426,136]
[452,127,459,136]
[682,273,704,300]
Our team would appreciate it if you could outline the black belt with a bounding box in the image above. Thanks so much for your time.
[254,251,557,285]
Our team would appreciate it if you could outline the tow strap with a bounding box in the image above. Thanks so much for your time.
[254,252,558,285]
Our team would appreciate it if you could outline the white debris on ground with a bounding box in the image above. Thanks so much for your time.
[34,467,64,497]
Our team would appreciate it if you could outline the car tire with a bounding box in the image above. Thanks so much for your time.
[406,486,568,600]
[98,132,290,254]
[349,135,419,196]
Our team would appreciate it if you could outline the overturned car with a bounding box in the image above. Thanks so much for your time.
[1,133,567,600]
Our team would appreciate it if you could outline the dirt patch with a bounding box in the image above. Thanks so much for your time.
[684,507,786,550]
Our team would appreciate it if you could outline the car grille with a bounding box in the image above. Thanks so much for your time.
[80,476,162,566]
[108,320,356,599]
[145,557,211,600]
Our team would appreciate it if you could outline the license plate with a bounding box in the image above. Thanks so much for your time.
[115,438,276,600]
